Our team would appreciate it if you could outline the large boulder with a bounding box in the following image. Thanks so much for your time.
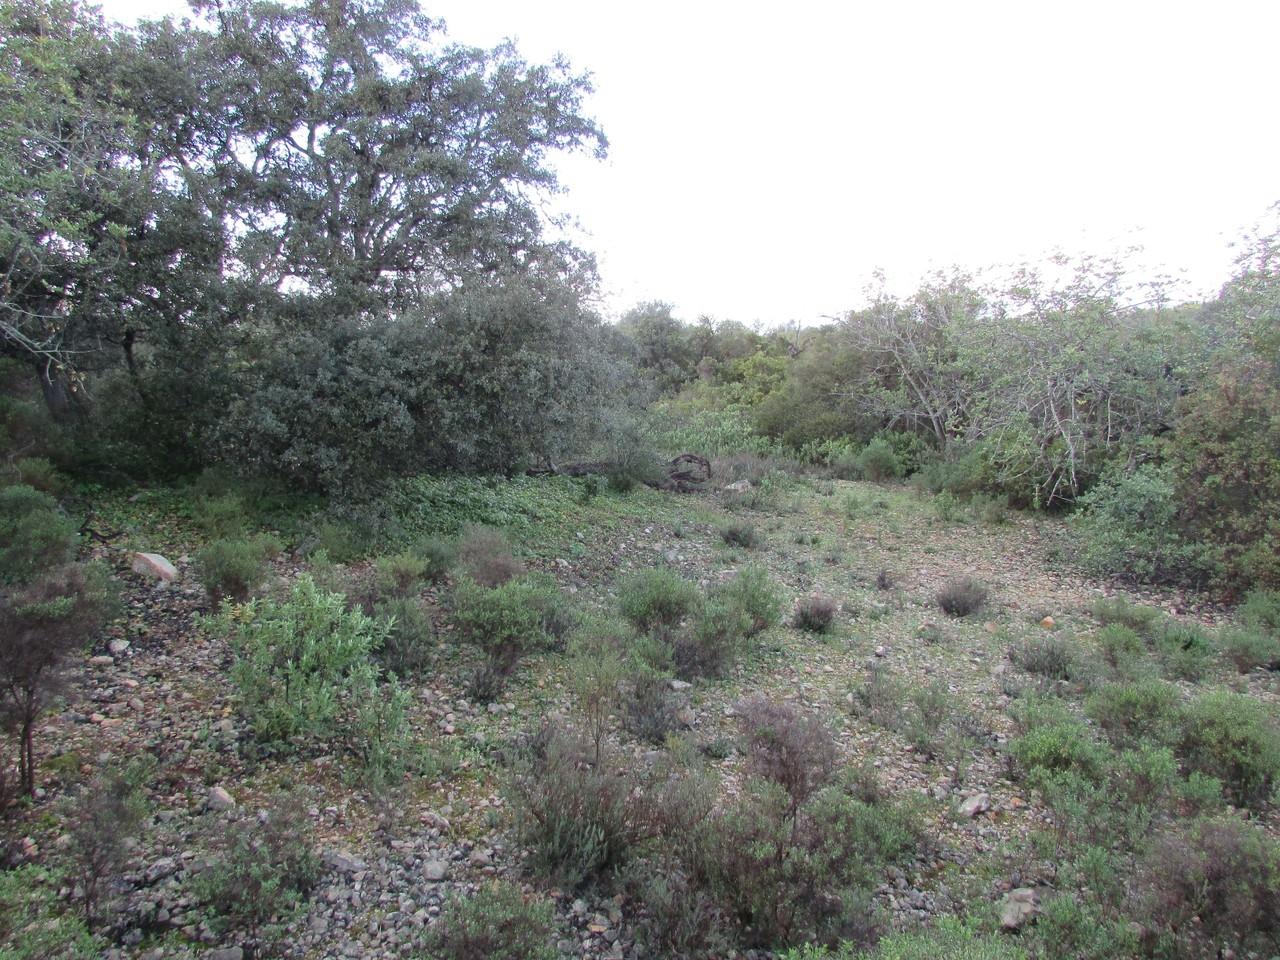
[131,552,178,582]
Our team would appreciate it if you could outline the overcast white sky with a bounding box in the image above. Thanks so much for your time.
[101,0,1280,326]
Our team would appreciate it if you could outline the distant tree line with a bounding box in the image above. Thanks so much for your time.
[623,236,1280,593]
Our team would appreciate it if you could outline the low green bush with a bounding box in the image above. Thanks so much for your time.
[207,576,412,784]
[719,520,760,548]
[408,534,456,582]
[1239,587,1280,633]
[1008,705,1107,786]
[1090,595,1160,631]
[192,797,321,945]
[1095,623,1146,670]
[620,638,682,744]
[421,882,557,960]
[452,575,570,699]
[190,491,249,539]
[678,597,752,678]
[0,865,102,959]
[506,727,642,889]
[1010,634,1097,690]
[195,534,281,606]
[1029,894,1139,960]
[698,776,920,948]
[1218,625,1280,673]
[373,596,436,678]
[1149,619,1215,681]
[618,567,700,636]
[1084,679,1182,748]
[0,484,75,584]
[373,551,429,597]
[715,565,783,635]
[1178,690,1280,809]
[1068,463,1215,585]
[785,917,1026,959]
[854,436,904,482]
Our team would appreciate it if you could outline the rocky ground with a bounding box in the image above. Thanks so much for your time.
[7,474,1274,959]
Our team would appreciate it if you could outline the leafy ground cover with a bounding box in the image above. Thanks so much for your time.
[4,470,1277,959]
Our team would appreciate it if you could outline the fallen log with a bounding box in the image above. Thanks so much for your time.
[527,453,712,492]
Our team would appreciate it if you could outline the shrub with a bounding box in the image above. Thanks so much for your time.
[63,762,149,928]
[457,525,524,587]
[195,534,280,606]
[1095,623,1145,670]
[408,534,456,583]
[192,797,321,945]
[620,647,682,744]
[567,629,626,765]
[1068,463,1214,585]
[373,596,436,678]
[1218,625,1280,673]
[1135,817,1280,957]
[1008,714,1107,786]
[936,577,987,617]
[1084,679,1182,748]
[792,594,837,633]
[190,491,248,539]
[1029,895,1139,960]
[719,521,760,548]
[1169,360,1280,591]
[0,484,75,584]
[1178,690,1280,808]
[784,917,1027,959]
[854,436,903,482]
[1149,619,1215,681]
[1010,634,1095,689]
[678,597,751,678]
[715,565,783,635]
[422,882,557,960]
[208,577,411,783]
[618,567,700,635]
[505,727,641,889]
[6,457,67,495]
[372,551,429,597]
[452,575,569,699]
[738,697,837,811]
[0,865,101,959]
[969,493,1010,526]
[1090,595,1160,631]
[0,562,117,793]
[699,777,919,948]
[1239,587,1280,633]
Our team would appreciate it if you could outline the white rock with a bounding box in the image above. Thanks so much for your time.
[131,552,178,582]
[959,793,991,818]
[724,480,752,493]
[108,638,130,656]
[206,786,236,812]
[669,679,692,691]
[1000,887,1039,929]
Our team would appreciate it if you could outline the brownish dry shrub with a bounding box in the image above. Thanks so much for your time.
[737,697,837,811]
[1134,817,1280,957]
[457,525,524,587]
[792,594,837,633]
[936,577,988,617]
